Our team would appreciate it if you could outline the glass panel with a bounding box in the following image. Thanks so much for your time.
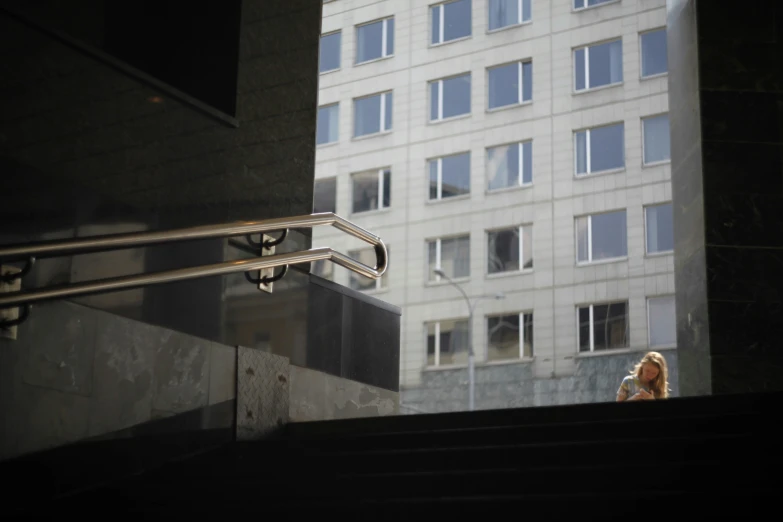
[588,40,623,88]
[574,48,586,91]
[382,169,391,208]
[349,248,387,291]
[646,203,674,253]
[522,141,533,184]
[319,32,341,73]
[522,61,533,102]
[488,62,519,109]
[590,210,627,260]
[523,313,533,357]
[429,159,439,200]
[440,236,470,278]
[440,152,471,198]
[352,170,380,213]
[578,306,591,352]
[522,0,532,21]
[575,0,614,9]
[643,114,671,164]
[428,240,438,281]
[522,225,533,269]
[575,130,588,174]
[431,5,441,45]
[488,229,520,274]
[487,314,520,361]
[439,319,469,366]
[489,0,519,31]
[641,29,668,77]
[593,302,628,351]
[354,94,381,137]
[430,81,440,121]
[576,216,589,262]
[589,123,624,172]
[316,104,339,145]
[356,20,385,64]
[443,0,472,43]
[649,296,676,347]
[442,74,471,118]
[386,18,395,56]
[427,323,437,366]
[383,92,393,130]
[487,143,518,190]
[313,178,336,213]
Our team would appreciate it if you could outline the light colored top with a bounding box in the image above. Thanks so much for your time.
[617,375,650,400]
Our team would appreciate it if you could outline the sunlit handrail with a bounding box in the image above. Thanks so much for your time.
[0,213,388,311]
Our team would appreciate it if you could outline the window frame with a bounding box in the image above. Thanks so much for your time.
[316,102,340,146]
[486,140,533,191]
[577,301,630,353]
[575,210,628,265]
[573,38,624,93]
[647,295,677,349]
[428,152,471,201]
[486,224,533,275]
[641,113,671,166]
[574,122,626,176]
[487,0,532,33]
[644,202,674,255]
[352,91,393,138]
[319,30,342,74]
[429,73,472,122]
[428,235,471,282]
[355,17,395,65]
[430,0,473,46]
[486,60,533,111]
[486,311,534,361]
[572,0,620,12]
[426,318,470,367]
[639,27,668,79]
[351,167,391,214]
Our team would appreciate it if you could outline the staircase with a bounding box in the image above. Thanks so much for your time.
[9,391,781,520]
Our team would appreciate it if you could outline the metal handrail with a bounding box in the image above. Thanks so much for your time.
[0,213,388,312]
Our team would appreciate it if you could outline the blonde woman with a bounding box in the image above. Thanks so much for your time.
[616,351,669,402]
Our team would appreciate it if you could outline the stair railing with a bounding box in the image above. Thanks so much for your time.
[0,212,387,328]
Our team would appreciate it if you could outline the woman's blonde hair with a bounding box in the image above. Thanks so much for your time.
[631,351,669,399]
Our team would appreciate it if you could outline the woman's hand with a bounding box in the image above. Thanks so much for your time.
[638,389,654,400]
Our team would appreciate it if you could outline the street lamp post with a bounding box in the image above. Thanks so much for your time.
[433,268,504,411]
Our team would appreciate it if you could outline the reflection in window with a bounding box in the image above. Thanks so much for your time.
[648,296,676,348]
[488,226,533,274]
[316,104,339,145]
[487,313,533,360]
[645,203,674,254]
[574,0,615,10]
[488,61,532,109]
[313,178,336,213]
[354,92,393,137]
[576,211,627,263]
[574,39,623,91]
[575,123,625,175]
[641,29,668,77]
[431,0,472,45]
[430,74,471,121]
[352,169,391,213]
[489,0,532,31]
[427,319,469,366]
[643,114,671,164]
[349,247,389,291]
[429,152,470,200]
[487,141,532,190]
[319,31,341,73]
[428,236,471,281]
[578,302,629,352]
[356,18,394,64]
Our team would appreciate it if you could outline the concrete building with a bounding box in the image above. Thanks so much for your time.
[313,0,677,412]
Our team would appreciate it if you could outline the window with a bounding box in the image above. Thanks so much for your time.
[311,259,334,280]
[430,74,471,121]
[576,211,627,263]
[349,247,389,291]
[573,0,616,10]
[487,141,532,190]
[428,236,470,281]
[645,203,674,254]
[648,296,676,348]
[578,302,629,352]
[487,313,533,360]
[642,114,671,164]
[429,152,470,200]
[316,104,339,145]
[488,225,533,274]
[488,61,532,109]
[575,123,624,175]
[431,0,472,45]
[313,178,336,213]
[427,319,469,366]
[352,168,391,213]
[319,31,341,73]
[354,92,393,137]
[641,29,668,77]
[356,18,394,64]
[489,0,531,31]
[574,39,623,91]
